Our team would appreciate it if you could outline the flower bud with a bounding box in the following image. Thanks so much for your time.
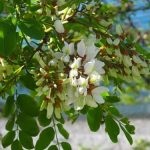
[54,20,65,33]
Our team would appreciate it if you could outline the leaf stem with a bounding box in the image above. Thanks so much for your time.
[52,116,61,150]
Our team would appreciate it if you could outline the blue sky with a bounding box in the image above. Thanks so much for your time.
[104,0,150,30]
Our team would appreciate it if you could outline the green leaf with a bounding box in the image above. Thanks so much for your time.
[6,114,15,131]
[105,115,120,143]
[104,96,120,103]
[11,140,23,150]
[35,127,55,150]
[135,44,150,59]
[125,124,135,134]
[108,106,122,117]
[87,107,103,132]
[120,125,133,145]
[38,110,51,127]
[57,123,69,139]
[0,19,16,56]
[18,18,44,40]
[0,1,4,13]
[17,113,39,136]
[61,142,72,150]
[20,74,36,90]
[17,94,39,117]
[3,96,15,117]
[19,131,34,149]
[2,131,15,148]
[48,145,58,150]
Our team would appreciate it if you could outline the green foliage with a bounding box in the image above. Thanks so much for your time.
[19,131,34,149]
[2,131,15,148]
[61,142,72,150]
[1,0,146,149]
[57,123,69,139]
[18,18,44,40]
[87,107,103,132]
[0,19,16,56]
[11,140,23,150]
[20,74,36,90]
[3,96,15,117]
[17,94,39,117]
[105,115,120,143]
[17,113,39,136]
[5,113,15,131]
[38,110,51,127]
[35,127,55,150]
[48,145,58,150]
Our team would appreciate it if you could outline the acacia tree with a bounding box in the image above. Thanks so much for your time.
[0,0,149,149]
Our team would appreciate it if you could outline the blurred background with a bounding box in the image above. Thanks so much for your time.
[0,0,150,150]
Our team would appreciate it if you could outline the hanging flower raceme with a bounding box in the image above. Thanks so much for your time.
[32,36,108,119]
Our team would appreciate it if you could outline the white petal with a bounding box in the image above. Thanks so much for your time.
[92,87,108,103]
[69,69,78,78]
[75,96,85,110]
[95,60,105,74]
[123,55,132,67]
[77,40,86,57]
[113,38,120,46]
[62,55,70,62]
[132,66,140,77]
[107,38,113,45]
[84,59,95,74]
[70,57,81,69]
[55,107,61,119]
[89,71,101,85]
[116,25,123,35]
[85,44,99,61]
[54,20,65,33]
[69,43,74,55]
[86,95,98,107]
[47,102,53,119]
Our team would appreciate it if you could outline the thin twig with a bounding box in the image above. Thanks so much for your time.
[52,117,61,150]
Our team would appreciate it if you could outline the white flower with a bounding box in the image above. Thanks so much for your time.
[70,77,78,86]
[123,55,132,67]
[133,55,147,67]
[62,55,70,62]
[89,71,102,85]
[55,107,61,119]
[85,44,99,62]
[140,68,150,75]
[84,59,105,75]
[77,76,89,96]
[47,102,54,119]
[63,42,74,55]
[57,0,65,6]
[54,20,65,33]
[34,52,46,67]
[84,59,95,74]
[74,95,85,110]
[70,57,81,69]
[78,76,89,87]
[91,87,108,104]
[61,42,74,62]
[77,40,86,57]
[69,69,78,78]
[132,66,140,77]
[95,60,105,74]
[36,77,44,86]
[86,95,98,107]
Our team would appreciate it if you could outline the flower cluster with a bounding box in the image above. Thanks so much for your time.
[32,36,108,119]
[0,58,14,81]
[99,26,150,82]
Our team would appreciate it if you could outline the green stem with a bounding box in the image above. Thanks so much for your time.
[52,117,61,150]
